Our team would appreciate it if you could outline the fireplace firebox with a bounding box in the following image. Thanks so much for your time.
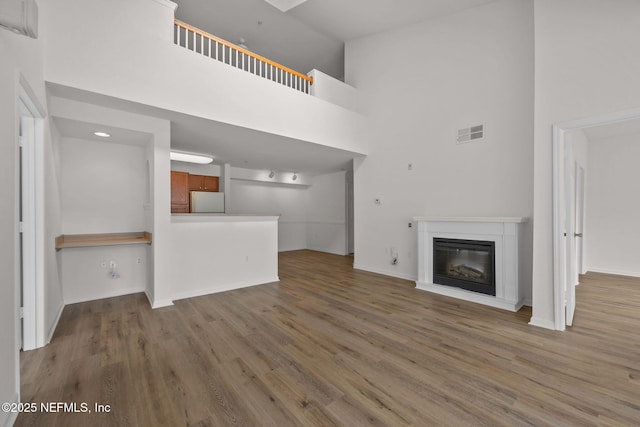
[433,238,495,296]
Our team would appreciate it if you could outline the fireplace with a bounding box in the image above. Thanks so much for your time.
[433,238,496,296]
[413,217,527,312]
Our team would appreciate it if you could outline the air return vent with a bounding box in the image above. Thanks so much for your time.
[456,124,485,144]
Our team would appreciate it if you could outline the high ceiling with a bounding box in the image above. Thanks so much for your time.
[51,1,509,175]
[173,0,499,80]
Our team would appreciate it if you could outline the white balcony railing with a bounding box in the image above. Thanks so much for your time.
[174,19,313,94]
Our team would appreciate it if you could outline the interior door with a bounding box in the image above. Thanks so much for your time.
[564,144,576,326]
[574,165,586,281]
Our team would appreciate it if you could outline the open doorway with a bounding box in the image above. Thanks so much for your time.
[553,109,640,330]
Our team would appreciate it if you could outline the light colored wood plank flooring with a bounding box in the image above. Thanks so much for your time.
[17,251,640,426]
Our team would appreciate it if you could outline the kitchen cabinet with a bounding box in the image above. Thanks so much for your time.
[171,171,189,213]
[188,174,219,192]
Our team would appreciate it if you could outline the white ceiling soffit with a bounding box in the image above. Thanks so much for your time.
[51,116,152,147]
[263,0,309,13]
[46,83,361,175]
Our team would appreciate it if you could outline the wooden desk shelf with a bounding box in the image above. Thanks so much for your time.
[55,232,152,250]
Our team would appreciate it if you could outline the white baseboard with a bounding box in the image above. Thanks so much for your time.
[528,316,556,330]
[145,289,174,309]
[171,276,280,302]
[352,263,417,281]
[586,267,640,278]
[64,286,146,305]
[46,303,65,344]
[1,392,20,427]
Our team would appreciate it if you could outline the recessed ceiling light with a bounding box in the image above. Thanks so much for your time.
[170,151,214,164]
[93,131,111,137]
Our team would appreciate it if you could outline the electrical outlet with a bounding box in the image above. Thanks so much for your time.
[408,222,412,228]
[109,260,116,269]
[408,163,413,170]
[374,198,381,205]
[136,257,142,264]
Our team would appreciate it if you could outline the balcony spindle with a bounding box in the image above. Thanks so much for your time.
[174,19,313,94]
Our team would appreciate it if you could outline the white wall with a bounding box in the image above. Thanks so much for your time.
[306,171,347,255]
[346,0,534,288]
[585,133,640,277]
[531,0,640,328]
[58,137,149,302]
[228,170,347,254]
[0,23,48,427]
[60,138,147,233]
[170,216,279,300]
[230,179,309,251]
[61,246,148,304]
[308,69,359,113]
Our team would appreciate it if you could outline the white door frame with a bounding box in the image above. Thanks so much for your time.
[553,107,640,330]
[18,77,46,350]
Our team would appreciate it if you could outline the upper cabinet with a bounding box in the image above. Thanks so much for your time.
[188,174,219,192]
[172,172,220,213]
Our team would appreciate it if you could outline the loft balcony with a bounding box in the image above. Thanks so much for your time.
[174,19,313,94]
[42,0,366,157]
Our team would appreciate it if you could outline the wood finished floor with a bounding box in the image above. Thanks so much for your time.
[17,250,640,426]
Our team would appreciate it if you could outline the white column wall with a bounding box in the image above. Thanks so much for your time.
[0,22,51,427]
[531,0,640,328]
[306,171,347,255]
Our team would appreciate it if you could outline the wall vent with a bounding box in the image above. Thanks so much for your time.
[456,124,485,144]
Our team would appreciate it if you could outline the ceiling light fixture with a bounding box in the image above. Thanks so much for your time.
[263,0,309,13]
[269,170,275,178]
[93,131,111,138]
[170,151,214,164]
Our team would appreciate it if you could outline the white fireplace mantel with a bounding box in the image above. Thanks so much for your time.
[413,217,528,311]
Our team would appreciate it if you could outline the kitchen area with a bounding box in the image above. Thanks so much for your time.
[171,170,224,214]
[165,159,280,306]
